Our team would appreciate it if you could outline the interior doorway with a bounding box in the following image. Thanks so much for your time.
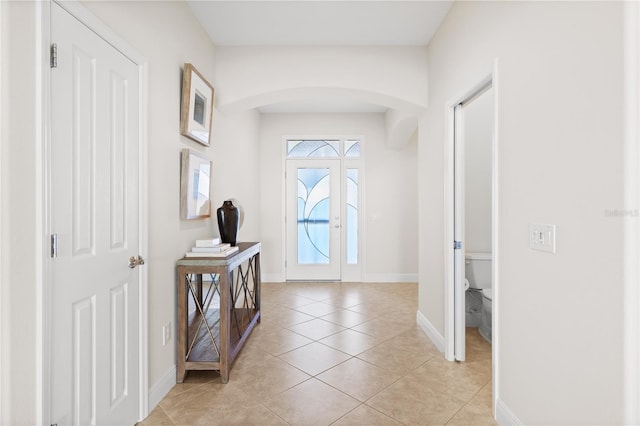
[444,67,498,383]
[453,85,494,361]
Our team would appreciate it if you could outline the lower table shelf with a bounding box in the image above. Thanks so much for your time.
[185,308,259,363]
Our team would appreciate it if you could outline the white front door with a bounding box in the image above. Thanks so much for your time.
[50,3,141,425]
[286,159,341,280]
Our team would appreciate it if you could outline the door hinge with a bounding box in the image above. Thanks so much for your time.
[50,43,57,68]
[50,234,58,258]
[454,240,462,250]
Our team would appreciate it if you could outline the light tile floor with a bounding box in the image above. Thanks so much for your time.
[139,282,496,426]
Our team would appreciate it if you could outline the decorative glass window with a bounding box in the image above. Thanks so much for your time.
[344,140,361,158]
[287,140,340,158]
[346,169,358,264]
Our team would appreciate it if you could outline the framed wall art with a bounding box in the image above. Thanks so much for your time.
[180,63,214,146]
[180,149,212,220]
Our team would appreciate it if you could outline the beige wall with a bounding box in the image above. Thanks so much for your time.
[419,1,625,423]
[2,2,41,424]
[213,46,429,110]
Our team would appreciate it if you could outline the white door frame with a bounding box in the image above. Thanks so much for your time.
[443,61,499,415]
[40,1,149,423]
[0,1,4,423]
[452,102,466,362]
[282,136,364,282]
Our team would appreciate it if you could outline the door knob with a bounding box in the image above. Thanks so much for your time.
[129,255,145,269]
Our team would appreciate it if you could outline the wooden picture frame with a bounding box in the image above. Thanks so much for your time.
[180,149,212,219]
[180,63,214,146]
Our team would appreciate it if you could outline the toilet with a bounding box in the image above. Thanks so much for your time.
[479,289,492,343]
[465,252,492,343]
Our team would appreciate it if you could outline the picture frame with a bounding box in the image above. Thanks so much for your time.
[180,149,212,220]
[180,63,214,146]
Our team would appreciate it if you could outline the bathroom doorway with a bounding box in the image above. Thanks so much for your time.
[444,69,498,367]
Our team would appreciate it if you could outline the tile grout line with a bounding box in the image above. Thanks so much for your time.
[152,283,493,425]
[157,403,178,426]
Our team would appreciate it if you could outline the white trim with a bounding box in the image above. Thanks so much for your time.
[138,61,150,422]
[624,1,640,424]
[0,1,4,422]
[453,103,465,361]
[362,273,417,283]
[416,309,445,353]
[148,365,176,413]
[43,1,150,423]
[491,59,501,422]
[443,96,455,362]
[495,397,522,426]
[37,3,50,424]
[281,138,287,281]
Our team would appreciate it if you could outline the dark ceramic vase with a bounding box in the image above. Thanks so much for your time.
[217,200,239,246]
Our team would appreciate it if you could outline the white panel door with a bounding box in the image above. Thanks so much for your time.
[50,4,141,425]
[286,159,341,280]
[454,103,466,362]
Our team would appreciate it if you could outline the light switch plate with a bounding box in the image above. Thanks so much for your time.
[530,223,556,254]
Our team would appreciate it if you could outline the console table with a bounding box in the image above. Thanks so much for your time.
[176,242,261,383]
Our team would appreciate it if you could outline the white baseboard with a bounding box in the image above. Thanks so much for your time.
[495,397,522,425]
[262,273,418,283]
[416,310,445,353]
[262,273,285,283]
[362,273,418,283]
[148,365,176,413]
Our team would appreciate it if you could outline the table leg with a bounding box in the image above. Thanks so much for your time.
[219,267,231,384]
[176,268,187,383]
[255,252,261,323]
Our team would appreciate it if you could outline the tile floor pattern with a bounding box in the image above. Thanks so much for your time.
[139,282,496,426]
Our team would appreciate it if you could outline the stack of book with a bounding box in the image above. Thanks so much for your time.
[184,238,239,258]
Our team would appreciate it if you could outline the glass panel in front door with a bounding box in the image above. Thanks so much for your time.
[346,168,358,264]
[297,168,330,264]
[286,160,341,281]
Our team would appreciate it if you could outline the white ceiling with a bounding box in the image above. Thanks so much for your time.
[186,1,453,46]
[187,1,452,113]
